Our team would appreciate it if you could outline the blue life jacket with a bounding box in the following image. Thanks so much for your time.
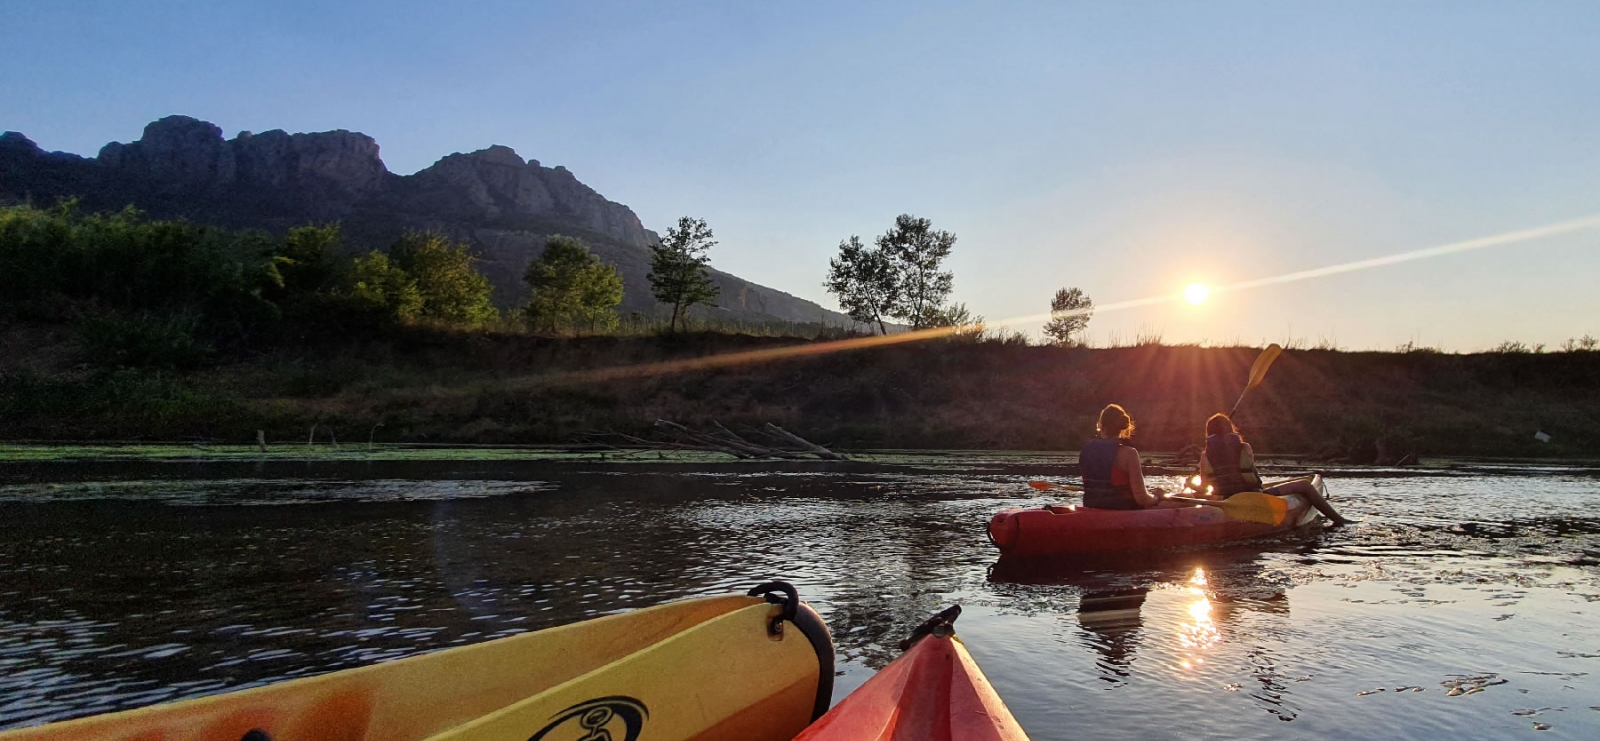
[1202,433,1262,497]
[1080,437,1138,510]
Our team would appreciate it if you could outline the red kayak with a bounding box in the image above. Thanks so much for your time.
[794,607,1030,741]
[987,475,1327,558]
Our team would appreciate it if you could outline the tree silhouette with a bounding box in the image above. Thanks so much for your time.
[1043,287,1093,346]
[648,217,719,333]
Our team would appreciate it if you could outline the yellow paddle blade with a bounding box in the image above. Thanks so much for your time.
[1213,492,1289,525]
[1245,343,1284,392]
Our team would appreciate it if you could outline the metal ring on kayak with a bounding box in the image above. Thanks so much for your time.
[748,580,836,722]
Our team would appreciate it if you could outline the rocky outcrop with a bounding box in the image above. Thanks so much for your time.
[232,127,388,197]
[0,115,854,327]
[90,116,388,213]
[98,116,238,190]
[408,146,656,247]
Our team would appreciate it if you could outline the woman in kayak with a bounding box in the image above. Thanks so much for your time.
[1080,404,1168,510]
[1200,413,1351,526]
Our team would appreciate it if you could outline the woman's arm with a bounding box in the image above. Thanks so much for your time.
[1241,442,1262,490]
[1120,447,1162,508]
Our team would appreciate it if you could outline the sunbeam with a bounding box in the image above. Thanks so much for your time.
[532,213,1600,387]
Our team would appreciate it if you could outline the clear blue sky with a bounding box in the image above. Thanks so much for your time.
[5,1,1598,350]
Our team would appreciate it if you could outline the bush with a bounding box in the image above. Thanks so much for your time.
[349,250,424,322]
[77,313,210,369]
[1560,335,1598,352]
[523,235,624,334]
[0,201,279,338]
[391,231,499,326]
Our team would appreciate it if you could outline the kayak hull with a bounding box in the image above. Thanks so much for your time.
[988,475,1327,558]
[794,632,1030,741]
[2,590,834,741]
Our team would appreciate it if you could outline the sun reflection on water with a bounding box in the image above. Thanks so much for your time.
[1177,568,1221,666]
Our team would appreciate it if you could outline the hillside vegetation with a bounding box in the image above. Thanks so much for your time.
[1,202,1594,459]
[3,320,1596,460]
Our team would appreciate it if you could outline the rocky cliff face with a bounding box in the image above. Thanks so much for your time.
[89,116,389,219]
[0,116,852,326]
[406,144,656,247]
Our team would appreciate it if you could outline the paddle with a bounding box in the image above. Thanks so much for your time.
[1026,480,1288,526]
[1028,480,1080,492]
[1228,343,1284,417]
[1162,492,1288,525]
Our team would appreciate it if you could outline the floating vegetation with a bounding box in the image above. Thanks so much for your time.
[0,478,556,506]
[1441,673,1508,697]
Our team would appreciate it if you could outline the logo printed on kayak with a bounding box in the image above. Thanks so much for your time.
[527,696,648,741]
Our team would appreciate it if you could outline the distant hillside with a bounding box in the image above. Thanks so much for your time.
[2,320,1595,459]
[0,116,853,326]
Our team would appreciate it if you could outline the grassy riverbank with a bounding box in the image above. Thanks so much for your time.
[3,320,1597,460]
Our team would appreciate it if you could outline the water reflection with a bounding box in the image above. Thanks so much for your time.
[1175,569,1219,666]
[1076,588,1148,685]
[989,549,1301,716]
[2,462,1598,739]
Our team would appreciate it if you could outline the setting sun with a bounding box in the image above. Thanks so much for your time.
[1184,283,1210,306]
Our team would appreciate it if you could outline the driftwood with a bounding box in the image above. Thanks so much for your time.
[636,420,845,461]
[762,423,846,461]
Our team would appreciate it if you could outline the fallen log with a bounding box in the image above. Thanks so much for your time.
[763,423,846,461]
[623,420,846,461]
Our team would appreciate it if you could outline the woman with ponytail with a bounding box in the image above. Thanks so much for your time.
[1079,404,1163,510]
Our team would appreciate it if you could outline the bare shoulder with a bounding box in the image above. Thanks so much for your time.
[1117,445,1141,463]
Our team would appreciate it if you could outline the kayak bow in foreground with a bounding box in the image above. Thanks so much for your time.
[1,581,834,741]
[794,605,1030,741]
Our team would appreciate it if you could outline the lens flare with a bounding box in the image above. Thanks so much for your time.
[491,212,1600,390]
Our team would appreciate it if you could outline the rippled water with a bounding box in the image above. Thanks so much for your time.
[1,458,1597,739]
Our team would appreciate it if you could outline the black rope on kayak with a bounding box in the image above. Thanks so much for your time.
[748,580,837,719]
[747,580,799,636]
[240,730,271,741]
[898,604,961,650]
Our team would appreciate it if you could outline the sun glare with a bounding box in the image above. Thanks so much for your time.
[1184,283,1210,306]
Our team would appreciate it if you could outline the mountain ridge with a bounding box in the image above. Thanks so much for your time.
[0,116,853,327]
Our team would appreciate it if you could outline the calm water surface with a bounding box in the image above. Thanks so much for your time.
[1,458,1598,739]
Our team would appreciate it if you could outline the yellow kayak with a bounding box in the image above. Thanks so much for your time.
[0,582,834,741]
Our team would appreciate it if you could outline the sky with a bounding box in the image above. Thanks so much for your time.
[4,1,1598,350]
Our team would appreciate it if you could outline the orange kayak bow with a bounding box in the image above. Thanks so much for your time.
[794,606,1031,741]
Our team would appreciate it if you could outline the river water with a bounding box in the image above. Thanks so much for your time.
[1,457,1597,739]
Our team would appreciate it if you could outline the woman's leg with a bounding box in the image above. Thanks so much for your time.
[1265,480,1351,526]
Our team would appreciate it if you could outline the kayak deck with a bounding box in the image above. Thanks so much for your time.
[1,584,834,741]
